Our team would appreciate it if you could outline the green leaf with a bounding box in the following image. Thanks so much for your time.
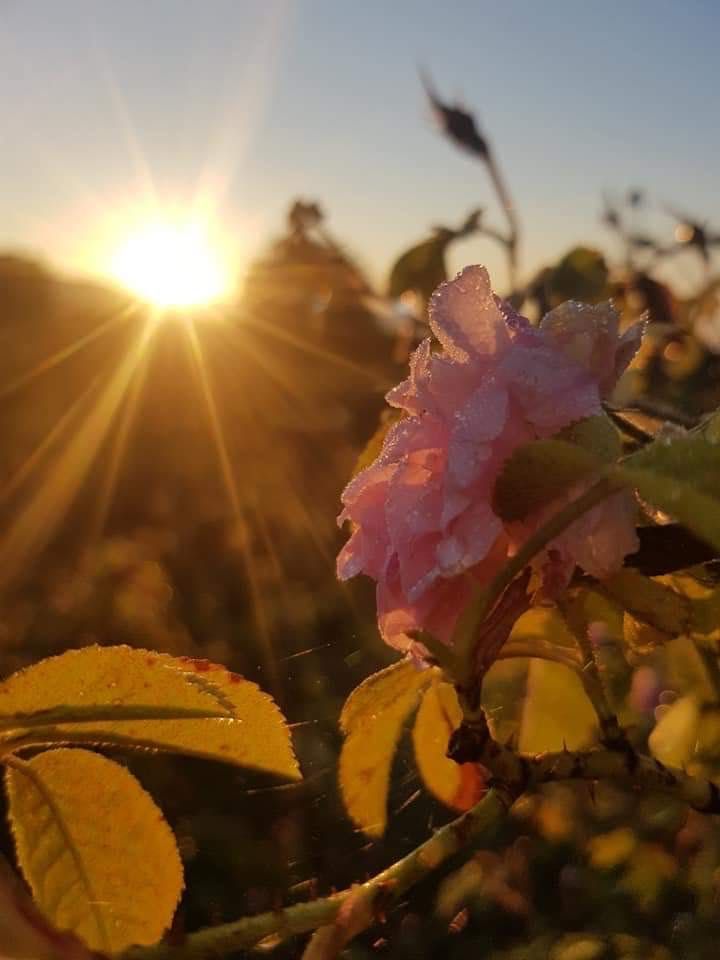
[493,438,603,523]
[339,660,434,837]
[544,246,610,306]
[504,605,580,659]
[492,414,622,525]
[6,748,183,953]
[558,414,623,464]
[626,573,720,648]
[412,680,486,812]
[0,646,299,780]
[601,570,691,635]
[388,235,448,301]
[618,421,720,551]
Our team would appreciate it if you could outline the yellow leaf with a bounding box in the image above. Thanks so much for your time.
[519,660,597,754]
[160,654,299,779]
[508,606,577,650]
[562,587,624,639]
[482,659,531,746]
[6,748,183,953]
[0,646,299,780]
[648,696,700,768]
[412,681,486,812]
[339,660,434,837]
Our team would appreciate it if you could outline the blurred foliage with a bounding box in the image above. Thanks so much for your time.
[529,247,611,314]
[388,209,483,302]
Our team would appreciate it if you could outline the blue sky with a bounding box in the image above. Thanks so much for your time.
[0,0,717,293]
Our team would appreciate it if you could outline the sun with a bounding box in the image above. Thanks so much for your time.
[109,220,232,308]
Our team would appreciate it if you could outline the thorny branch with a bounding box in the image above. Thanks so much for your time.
[447,712,720,817]
[118,723,720,960]
[122,790,513,960]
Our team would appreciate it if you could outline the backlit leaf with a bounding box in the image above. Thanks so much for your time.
[519,660,597,754]
[6,749,183,953]
[412,680,486,812]
[339,660,434,836]
[0,646,299,779]
[482,659,531,747]
[648,696,700,768]
[388,235,448,301]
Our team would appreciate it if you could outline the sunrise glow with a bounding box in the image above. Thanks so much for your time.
[109,221,231,308]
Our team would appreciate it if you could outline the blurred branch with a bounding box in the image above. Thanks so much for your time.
[600,191,720,272]
[122,790,512,960]
[420,69,519,292]
[122,706,720,960]
[664,206,720,266]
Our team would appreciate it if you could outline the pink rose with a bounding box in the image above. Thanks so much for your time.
[337,266,642,654]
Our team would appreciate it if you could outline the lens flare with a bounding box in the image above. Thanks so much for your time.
[110,221,231,307]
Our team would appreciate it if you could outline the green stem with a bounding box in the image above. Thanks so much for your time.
[485,476,621,612]
[122,789,512,960]
[556,601,617,734]
[408,630,461,680]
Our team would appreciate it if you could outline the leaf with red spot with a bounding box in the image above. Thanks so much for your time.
[0,645,299,780]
